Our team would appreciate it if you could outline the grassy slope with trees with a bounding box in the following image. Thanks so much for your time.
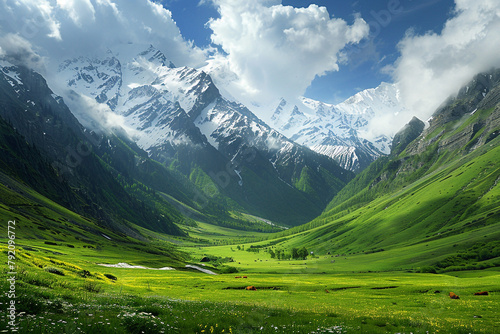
[267,71,500,275]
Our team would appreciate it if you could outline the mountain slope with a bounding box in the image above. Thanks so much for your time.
[272,69,500,272]
[0,116,77,210]
[206,65,405,172]
[55,45,354,226]
[0,62,184,236]
[323,69,500,217]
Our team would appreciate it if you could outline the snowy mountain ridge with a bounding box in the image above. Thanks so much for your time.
[52,44,354,225]
[57,45,303,160]
[202,57,408,172]
[212,79,405,171]
[55,43,407,176]
[57,45,219,150]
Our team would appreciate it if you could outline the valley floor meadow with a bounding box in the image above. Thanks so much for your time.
[1,237,498,334]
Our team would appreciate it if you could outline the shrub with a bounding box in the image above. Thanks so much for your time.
[44,267,64,276]
[220,266,239,274]
[82,281,102,293]
[420,266,437,274]
[79,270,91,278]
[104,273,117,281]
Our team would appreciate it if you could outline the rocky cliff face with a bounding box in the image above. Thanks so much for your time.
[406,69,500,157]
[391,116,425,156]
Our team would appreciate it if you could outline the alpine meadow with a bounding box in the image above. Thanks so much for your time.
[0,1,499,333]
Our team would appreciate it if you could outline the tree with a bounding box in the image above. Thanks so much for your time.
[269,249,275,259]
[276,249,282,260]
[298,247,308,260]
[292,247,299,260]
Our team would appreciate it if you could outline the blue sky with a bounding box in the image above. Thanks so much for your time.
[162,0,455,103]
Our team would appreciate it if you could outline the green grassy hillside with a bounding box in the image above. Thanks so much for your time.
[266,84,500,274]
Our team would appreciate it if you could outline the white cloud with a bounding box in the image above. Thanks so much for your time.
[63,89,142,139]
[206,0,369,106]
[0,0,206,70]
[0,33,46,71]
[392,0,500,130]
[0,0,62,41]
[56,0,96,26]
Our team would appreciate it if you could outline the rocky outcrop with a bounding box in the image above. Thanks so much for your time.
[368,69,500,190]
[391,116,425,156]
[406,69,500,157]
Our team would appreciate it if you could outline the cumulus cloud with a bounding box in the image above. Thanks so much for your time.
[0,33,46,71]
[62,89,142,139]
[392,0,500,130]
[0,0,206,69]
[56,0,96,27]
[206,0,369,106]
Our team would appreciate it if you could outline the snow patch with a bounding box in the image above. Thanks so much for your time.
[1,66,23,86]
[234,169,243,186]
[194,101,219,149]
[185,264,217,275]
[97,262,175,270]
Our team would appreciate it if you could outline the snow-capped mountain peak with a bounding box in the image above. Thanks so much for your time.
[137,45,176,69]
[201,57,406,172]
[244,82,406,172]
[55,43,407,174]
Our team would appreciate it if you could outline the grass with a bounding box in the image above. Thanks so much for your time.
[182,221,272,244]
[1,239,499,333]
[1,165,499,333]
[265,134,500,270]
